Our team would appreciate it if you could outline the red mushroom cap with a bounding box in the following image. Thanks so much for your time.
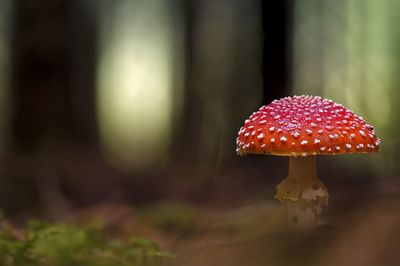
[236,95,381,156]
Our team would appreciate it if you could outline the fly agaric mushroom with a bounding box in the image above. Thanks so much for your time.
[236,95,380,226]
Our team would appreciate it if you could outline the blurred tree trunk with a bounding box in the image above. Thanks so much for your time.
[0,0,12,154]
[262,1,291,104]
[4,0,101,215]
[180,0,263,183]
[12,0,72,152]
[70,0,99,146]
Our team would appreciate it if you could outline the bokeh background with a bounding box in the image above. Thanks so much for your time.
[0,0,399,265]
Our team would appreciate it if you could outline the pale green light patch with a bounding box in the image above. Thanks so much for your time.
[323,73,346,103]
[364,81,391,128]
[291,0,398,174]
[97,1,175,170]
[291,0,325,96]
[363,0,392,128]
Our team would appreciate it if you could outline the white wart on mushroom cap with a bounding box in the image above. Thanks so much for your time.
[236,95,381,156]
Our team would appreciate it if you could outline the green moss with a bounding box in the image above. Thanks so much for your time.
[0,220,173,266]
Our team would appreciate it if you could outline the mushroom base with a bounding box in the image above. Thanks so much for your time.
[275,156,328,227]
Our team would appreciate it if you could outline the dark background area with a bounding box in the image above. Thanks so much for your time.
[5,0,294,212]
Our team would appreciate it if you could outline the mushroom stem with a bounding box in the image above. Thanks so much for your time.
[275,156,328,227]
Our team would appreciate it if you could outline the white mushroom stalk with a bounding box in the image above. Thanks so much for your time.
[275,156,328,227]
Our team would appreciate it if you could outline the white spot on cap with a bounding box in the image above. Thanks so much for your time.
[314,139,321,144]
[261,143,266,148]
[270,138,275,143]
[248,125,254,129]
[269,127,275,132]
[310,122,317,128]
[320,146,326,151]
[335,146,341,151]
[359,130,366,137]
[257,133,265,139]
[277,129,283,133]
[251,131,256,136]
[293,132,300,138]
[280,136,287,142]
[350,133,356,139]
[318,130,323,134]
[329,134,335,139]
[244,132,250,137]
[346,143,352,149]
[301,140,308,146]
[274,115,280,119]
[306,129,312,135]
[301,152,308,157]
[259,120,267,125]
[316,118,322,122]
[245,119,251,124]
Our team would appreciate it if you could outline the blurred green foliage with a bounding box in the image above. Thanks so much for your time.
[141,202,200,235]
[0,220,172,266]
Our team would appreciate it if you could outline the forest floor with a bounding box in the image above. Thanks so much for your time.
[2,196,399,266]
[1,150,399,265]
